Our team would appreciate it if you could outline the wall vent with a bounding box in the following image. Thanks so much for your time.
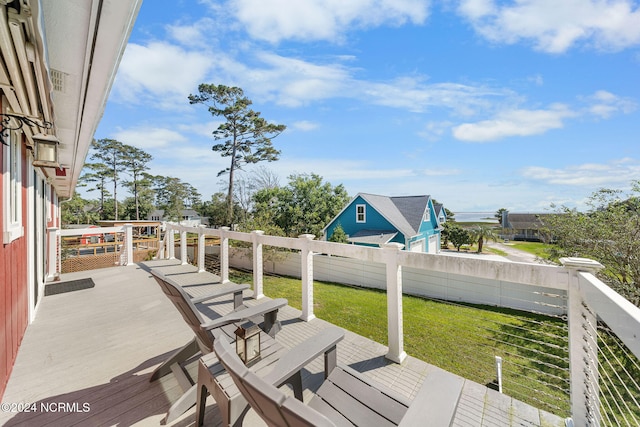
[50,68,66,93]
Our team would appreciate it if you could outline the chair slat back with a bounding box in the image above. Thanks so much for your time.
[213,336,335,427]
[151,270,214,352]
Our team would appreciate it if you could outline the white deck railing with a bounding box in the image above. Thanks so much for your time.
[48,223,639,425]
[155,223,640,426]
[47,225,135,280]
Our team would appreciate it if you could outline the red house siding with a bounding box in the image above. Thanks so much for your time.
[0,138,29,399]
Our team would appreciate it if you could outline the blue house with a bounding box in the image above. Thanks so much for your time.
[323,193,442,253]
[434,203,447,226]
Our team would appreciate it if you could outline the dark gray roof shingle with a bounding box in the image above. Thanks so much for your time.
[358,193,431,237]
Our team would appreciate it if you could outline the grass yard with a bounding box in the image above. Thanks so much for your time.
[507,241,554,260]
[230,270,571,416]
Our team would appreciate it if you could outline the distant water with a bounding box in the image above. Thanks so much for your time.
[453,212,499,223]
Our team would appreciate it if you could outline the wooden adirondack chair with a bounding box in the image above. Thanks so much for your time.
[149,268,288,423]
[196,327,344,426]
[213,334,466,427]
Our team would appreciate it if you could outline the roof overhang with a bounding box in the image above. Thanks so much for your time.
[348,230,399,247]
[0,0,142,199]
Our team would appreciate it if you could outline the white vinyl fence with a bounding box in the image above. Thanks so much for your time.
[224,247,566,316]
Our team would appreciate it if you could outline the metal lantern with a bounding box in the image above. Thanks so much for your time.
[32,133,60,167]
[235,321,261,364]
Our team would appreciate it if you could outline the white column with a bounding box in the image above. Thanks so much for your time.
[561,257,603,427]
[46,227,59,281]
[384,243,407,363]
[124,223,134,266]
[220,227,230,283]
[168,226,175,259]
[197,225,206,273]
[180,228,188,265]
[299,234,316,322]
[252,230,265,299]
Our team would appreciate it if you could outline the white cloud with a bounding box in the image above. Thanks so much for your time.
[361,77,509,115]
[452,104,576,142]
[113,42,214,108]
[246,53,353,106]
[521,158,640,187]
[214,50,512,114]
[417,168,462,176]
[112,127,187,150]
[583,90,637,118]
[177,121,225,138]
[166,18,217,48]
[457,0,640,53]
[291,121,320,131]
[529,74,544,86]
[231,0,430,43]
[280,158,417,181]
[418,121,453,141]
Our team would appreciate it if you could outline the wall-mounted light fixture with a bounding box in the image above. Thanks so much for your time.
[1,113,60,167]
[32,133,59,167]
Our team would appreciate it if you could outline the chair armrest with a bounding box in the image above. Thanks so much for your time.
[263,327,345,387]
[190,283,250,304]
[201,298,288,330]
[399,369,464,427]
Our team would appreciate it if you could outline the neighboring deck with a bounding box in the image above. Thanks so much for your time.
[0,260,565,426]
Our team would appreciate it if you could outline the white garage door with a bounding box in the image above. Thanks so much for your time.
[428,235,438,253]
[410,239,425,252]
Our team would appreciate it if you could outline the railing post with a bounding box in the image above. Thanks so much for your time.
[561,257,604,427]
[197,225,206,273]
[299,234,316,322]
[168,225,176,259]
[124,224,134,266]
[220,227,230,283]
[180,227,188,265]
[252,230,265,299]
[46,227,59,281]
[383,243,407,363]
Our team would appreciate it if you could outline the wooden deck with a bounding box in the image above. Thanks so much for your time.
[0,260,566,426]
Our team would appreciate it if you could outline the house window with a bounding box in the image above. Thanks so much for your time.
[3,130,24,243]
[423,209,430,222]
[356,204,366,223]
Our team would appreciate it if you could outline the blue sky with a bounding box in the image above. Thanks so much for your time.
[94,0,640,212]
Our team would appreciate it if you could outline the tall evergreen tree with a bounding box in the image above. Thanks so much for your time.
[188,84,286,225]
[90,139,127,220]
[79,162,111,220]
[122,145,153,220]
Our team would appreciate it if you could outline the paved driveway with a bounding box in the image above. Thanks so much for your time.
[485,241,547,264]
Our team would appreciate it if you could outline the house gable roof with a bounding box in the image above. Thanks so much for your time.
[358,193,431,238]
[505,213,552,230]
[390,195,431,232]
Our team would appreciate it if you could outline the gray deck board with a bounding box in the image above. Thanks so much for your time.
[0,260,566,426]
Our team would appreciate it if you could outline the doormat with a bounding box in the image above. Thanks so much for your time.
[45,278,95,296]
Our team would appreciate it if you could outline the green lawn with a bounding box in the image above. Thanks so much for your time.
[507,241,554,259]
[230,270,570,416]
